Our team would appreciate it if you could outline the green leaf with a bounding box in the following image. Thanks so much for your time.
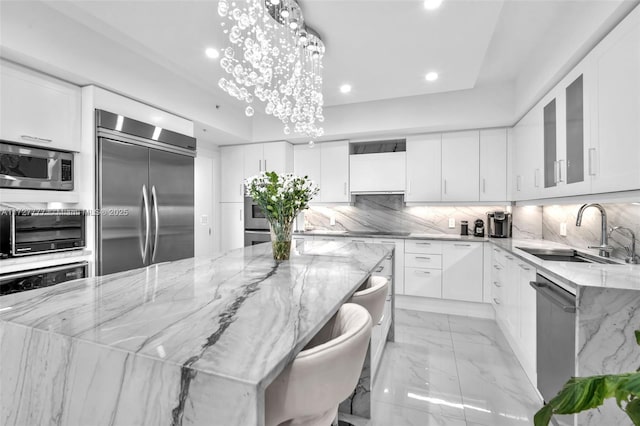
[533,404,554,426]
[625,398,640,425]
[636,330,640,347]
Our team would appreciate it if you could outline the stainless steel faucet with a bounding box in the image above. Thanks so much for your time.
[609,226,639,264]
[575,203,613,258]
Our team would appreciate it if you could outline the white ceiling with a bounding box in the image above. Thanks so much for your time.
[1,0,638,143]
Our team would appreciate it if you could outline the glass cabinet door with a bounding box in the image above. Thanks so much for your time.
[543,99,557,188]
[566,74,584,184]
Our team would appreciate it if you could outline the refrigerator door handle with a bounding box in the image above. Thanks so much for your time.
[151,185,160,262]
[141,184,150,263]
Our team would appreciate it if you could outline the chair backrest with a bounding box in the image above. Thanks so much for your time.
[265,303,372,426]
[348,275,388,325]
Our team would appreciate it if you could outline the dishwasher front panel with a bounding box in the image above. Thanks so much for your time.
[531,274,576,403]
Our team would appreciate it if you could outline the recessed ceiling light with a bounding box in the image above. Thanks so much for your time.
[424,0,443,10]
[205,47,219,59]
[425,72,439,82]
[340,84,352,94]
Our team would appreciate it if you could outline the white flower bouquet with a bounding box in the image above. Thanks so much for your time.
[245,171,319,260]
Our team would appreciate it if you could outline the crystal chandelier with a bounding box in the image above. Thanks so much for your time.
[217,0,325,139]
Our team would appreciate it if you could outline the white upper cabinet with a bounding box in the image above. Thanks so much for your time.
[590,8,640,194]
[263,141,293,175]
[513,104,544,201]
[294,144,322,201]
[221,145,245,202]
[320,140,350,202]
[0,62,81,152]
[441,131,480,202]
[243,143,264,178]
[350,152,406,193]
[479,128,507,201]
[405,134,442,202]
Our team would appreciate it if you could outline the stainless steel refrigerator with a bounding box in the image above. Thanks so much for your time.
[96,110,196,276]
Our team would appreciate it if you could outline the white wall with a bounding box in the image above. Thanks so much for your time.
[251,83,515,143]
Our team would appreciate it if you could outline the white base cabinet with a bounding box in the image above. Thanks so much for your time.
[442,242,484,303]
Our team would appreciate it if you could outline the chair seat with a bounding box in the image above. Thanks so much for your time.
[265,303,372,426]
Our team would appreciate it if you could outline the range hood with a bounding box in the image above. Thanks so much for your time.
[349,140,406,194]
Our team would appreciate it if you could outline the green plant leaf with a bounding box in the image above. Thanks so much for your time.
[533,404,553,426]
[636,330,640,346]
[625,398,640,425]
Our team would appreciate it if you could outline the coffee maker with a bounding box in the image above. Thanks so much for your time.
[487,211,512,238]
[473,219,485,237]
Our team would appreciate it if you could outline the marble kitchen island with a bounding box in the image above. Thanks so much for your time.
[0,240,392,426]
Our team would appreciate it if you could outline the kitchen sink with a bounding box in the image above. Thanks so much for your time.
[516,247,620,264]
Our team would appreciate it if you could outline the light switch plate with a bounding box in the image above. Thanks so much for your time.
[448,218,455,228]
[560,222,567,236]
[330,214,336,226]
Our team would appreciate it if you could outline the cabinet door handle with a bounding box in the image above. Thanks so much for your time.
[415,270,431,275]
[264,159,267,171]
[239,209,243,221]
[415,256,431,260]
[343,182,347,195]
[443,179,447,194]
[493,298,501,305]
[482,178,486,193]
[516,175,521,191]
[558,159,564,183]
[588,148,596,176]
[416,242,431,246]
[454,243,471,247]
[493,281,502,287]
[21,135,53,143]
[240,184,244,196]
[553,160,558,184]
[534,169,540,188]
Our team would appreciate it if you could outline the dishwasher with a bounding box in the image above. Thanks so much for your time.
[529,274,576,405]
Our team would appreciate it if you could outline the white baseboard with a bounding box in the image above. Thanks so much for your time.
[395,295,496,319]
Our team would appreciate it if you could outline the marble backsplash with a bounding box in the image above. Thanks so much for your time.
[542,203,640,262]
[301,195,508,235]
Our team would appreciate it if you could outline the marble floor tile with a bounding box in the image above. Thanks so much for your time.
[394,309,451,332]
[372,343,464,419]
[363,309,543,426]
[341,401,468,426]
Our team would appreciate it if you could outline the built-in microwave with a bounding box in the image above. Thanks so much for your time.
[0,141,74,191]
[0,210,86,257]
[244,196,269,230]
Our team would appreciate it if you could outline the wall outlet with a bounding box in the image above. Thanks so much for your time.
[448,218,455,228]
[560,222,567,237]
[329,214,336,226]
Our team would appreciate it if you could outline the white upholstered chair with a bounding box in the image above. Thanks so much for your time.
[347,276,389,325]
[264,303,372,426]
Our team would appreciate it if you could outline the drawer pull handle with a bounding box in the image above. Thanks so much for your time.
[493,248,500,252]
[415,256,431,260]
[374,266,384,273]
[505,255,514,260]
[377,314,385,326]
[493,281,502,287]
[415,270,431,275]
[454,243,471,247]
[351,239,365,243]
[21,134,53,143]
[416,242,431,245]
[519,264,531,271]
[493,298,501,305]
[493,265,502,270]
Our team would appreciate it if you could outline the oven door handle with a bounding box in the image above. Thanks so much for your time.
[529,281,576,313]
[141,185,150,263]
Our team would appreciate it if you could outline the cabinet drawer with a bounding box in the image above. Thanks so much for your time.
[404,267,442,298]
[405,240,442,254]
[405,253,442,269]
[372,258,392,276]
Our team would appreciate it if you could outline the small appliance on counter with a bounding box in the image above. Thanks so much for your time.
[473,219,485,237]
[487,211,512,238]
[460,220,469,236]
[0,209,86,257]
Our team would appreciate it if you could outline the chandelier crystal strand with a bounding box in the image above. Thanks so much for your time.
[218,0,324,138]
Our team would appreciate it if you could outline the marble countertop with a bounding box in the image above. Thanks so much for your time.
[0,240,389,387]
[295,229,640,292]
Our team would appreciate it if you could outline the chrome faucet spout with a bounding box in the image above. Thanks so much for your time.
[575,203,612,258]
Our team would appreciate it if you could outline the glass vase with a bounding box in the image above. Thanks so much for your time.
[269,220,293,261]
